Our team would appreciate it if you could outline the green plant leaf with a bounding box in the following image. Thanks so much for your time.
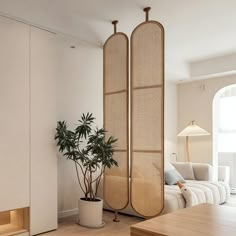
[55,113,118,201]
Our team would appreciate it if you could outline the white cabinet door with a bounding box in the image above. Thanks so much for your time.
[0,16,30,212]
[30,26,58,235]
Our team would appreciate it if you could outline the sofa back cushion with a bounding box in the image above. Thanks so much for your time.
[171,162,195,180]
[192,163,213,181]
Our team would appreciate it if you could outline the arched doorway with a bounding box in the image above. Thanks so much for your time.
[213,84,236,193]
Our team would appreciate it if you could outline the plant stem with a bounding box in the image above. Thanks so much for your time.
[75,160,86,176]
[84,168,89,200]
[95,167,105,196]
[74,162,86,195]
[91,168,105,183]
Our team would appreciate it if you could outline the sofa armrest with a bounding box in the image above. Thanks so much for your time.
[192,163,213,181]
[218,166,230,184]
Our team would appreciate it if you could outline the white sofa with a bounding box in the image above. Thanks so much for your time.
[98,162,230,217]
[163,162,230,214]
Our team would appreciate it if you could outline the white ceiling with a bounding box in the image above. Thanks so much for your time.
[1,0,236,81]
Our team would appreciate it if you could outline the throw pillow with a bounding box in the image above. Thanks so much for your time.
[177,181,197,207]
[172,162,196,180]
[164,169,186,185]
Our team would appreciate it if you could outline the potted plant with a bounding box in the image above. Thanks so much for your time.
[55,113,118,228]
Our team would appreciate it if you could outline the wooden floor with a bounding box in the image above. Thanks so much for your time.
[43,211,143,236]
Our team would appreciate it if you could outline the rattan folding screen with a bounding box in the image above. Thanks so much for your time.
[130,8,164,217]
[104,8,164,217]
[103,21,129,211]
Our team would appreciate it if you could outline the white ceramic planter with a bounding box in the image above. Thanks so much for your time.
[78,198,105,228]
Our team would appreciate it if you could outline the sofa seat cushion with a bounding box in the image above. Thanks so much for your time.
[185,180,230,204]
[163,180,230,214]
[163,188,185,213]
[164,184,206,214]
[184,181,216,204]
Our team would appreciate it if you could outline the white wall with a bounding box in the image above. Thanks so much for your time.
[165,81,178,160]
[177,75,236,164]
[56,41,103,217]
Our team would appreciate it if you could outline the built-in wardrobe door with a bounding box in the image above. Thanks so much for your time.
[30,27,57,235]
[0,16,30,212]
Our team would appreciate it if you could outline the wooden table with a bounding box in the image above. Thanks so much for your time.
[130,203,236,236]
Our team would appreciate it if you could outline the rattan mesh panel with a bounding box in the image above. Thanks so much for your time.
[131,21,164,217]
[132,87,162,151]
[103,33,129,210]
[131,152,163,217]
[104,151,129,210]
[132,22,163,88]
[104,34,128,93]
[104,92,127,150]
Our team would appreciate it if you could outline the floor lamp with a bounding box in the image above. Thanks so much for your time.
[178,121,210,162]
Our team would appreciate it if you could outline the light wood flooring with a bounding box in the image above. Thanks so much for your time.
[42,211,142,236]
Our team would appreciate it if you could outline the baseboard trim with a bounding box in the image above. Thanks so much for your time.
[58,208,78,219]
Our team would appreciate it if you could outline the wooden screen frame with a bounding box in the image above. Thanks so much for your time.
[130,20,165,217]
[103,32,129,211]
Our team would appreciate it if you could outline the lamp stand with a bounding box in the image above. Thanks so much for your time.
[186,136,190,162]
